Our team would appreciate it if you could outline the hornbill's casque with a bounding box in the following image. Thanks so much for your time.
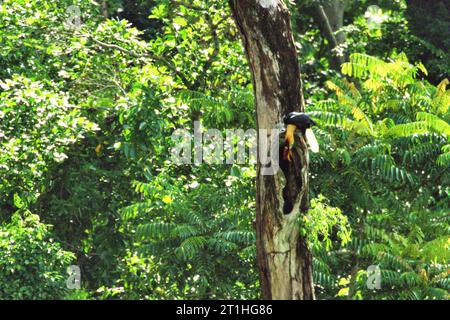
[283,112,319,161]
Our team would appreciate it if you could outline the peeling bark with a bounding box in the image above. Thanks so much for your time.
[228,0,314,300]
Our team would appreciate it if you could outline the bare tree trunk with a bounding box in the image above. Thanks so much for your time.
[313,0,347,70]
[101,0,108,18]
[228,0,314,300]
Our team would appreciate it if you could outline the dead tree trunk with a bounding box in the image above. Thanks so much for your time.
[228,0,314,300]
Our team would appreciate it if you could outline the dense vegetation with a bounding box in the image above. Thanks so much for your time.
[0,0,448,300]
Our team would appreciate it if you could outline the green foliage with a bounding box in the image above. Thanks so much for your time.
[0,76,98,208]
[0,211,75,299]
[0,0,448,301]
[342,0,448,83]
[350,217,450,300]
[404,0,450,82]
[145,0,249,90]
[178,88,255,129]
[119,167,258,299]
[300,195,351,250]
[309,52,449,300]
[96,250,160,299]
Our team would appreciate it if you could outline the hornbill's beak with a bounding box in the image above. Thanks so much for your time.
[283,125,319,161]
[283,124,297,161]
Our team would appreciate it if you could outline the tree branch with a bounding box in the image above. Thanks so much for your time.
[85,34,193,88]
[191,13,221,90]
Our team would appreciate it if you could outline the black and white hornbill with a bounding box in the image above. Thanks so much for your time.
[283,112,319,161]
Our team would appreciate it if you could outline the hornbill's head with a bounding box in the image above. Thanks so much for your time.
[283,112,319,161]
[283,112,317,133]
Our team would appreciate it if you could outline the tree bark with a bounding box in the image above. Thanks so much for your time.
[228,0,314,300]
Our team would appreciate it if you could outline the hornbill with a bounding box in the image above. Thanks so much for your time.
[283,112,319,161]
